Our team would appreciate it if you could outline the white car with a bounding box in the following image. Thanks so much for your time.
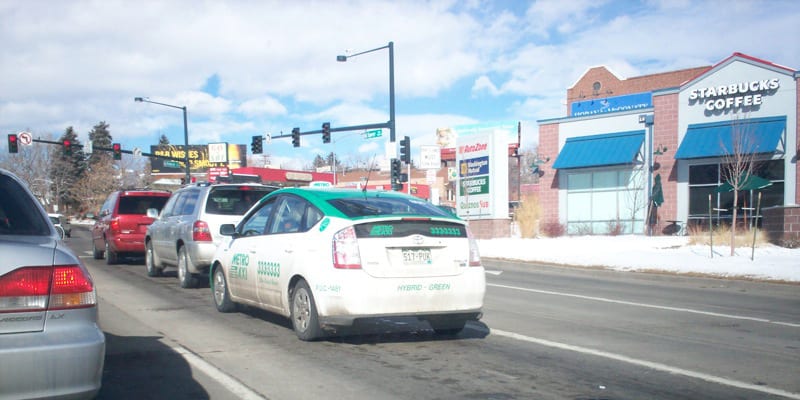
[48,212,72,237]
[210,187,486,341]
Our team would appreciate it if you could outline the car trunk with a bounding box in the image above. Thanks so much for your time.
[353,219,470,279]
[0,237,56,334]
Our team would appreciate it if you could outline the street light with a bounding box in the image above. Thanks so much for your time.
[337,41,396,143]
[134,97,191,183]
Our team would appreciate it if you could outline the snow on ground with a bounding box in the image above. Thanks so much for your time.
[477,235,800,282]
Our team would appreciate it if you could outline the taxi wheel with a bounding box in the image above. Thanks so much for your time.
[177,246,199,289]
[212,267,236,313]
[291,280,323,341]
[145,241,163,277]
[105,241,118,265]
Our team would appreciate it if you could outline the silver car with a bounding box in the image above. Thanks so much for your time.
[0,168,105,399]
[145,181,277,288]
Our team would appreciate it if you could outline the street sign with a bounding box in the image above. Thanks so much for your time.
[18,131,32,146]
[132,147,142,157]
[365,129,383,139]
[164,160,182,168]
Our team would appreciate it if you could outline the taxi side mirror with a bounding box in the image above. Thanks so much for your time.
[220,223,237,236]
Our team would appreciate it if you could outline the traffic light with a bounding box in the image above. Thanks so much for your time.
[112,143,122,160]
[399,135,410,164]
[251,135,263,154]
[7,134,18,153]
[291,127,300,148]
[63,139,72,156]
[322,122,331,144]
[390,158,403,191]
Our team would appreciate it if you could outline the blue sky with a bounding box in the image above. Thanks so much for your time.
[2,0,799,170]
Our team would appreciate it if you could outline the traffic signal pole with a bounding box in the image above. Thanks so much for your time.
[30,138,185,162]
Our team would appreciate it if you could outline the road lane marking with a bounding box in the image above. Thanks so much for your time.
[491,329,800,399]
[173,345,266,400]
[488,283,800,328]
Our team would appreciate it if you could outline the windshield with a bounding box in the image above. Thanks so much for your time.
[206,186,276,215]
[118,196,169,215]
[0,174,50,236]
[327,196,452,218]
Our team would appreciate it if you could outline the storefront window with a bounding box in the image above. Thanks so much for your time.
[565,168,645,234]
[687,160,784,226]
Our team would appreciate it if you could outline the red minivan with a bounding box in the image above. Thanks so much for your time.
[92,189,171,264]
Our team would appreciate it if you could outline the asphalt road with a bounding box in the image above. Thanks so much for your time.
[65,227,800,399]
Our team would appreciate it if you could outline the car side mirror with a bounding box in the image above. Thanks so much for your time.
[219,223,237,237]
[146,208,159,219]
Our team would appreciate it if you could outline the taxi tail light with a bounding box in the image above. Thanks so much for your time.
[0,265,96,313]
[332,226,362,269]
[467,228,482,267]
[193,220,213,242]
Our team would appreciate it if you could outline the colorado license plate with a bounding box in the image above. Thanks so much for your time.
[402,248,431,265]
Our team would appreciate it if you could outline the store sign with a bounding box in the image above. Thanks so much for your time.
[285,172,312,182]
[453,122,511,220]
[459,176,490,196]
[150,144,246,174]
[688,77,780,112]
[571,92,652,117]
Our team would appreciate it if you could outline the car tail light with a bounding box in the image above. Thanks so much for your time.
[0,265,96,313]
[193,220,213,242]
[467,228,482,267]
[109,217,120,232]
[332,226,361,269]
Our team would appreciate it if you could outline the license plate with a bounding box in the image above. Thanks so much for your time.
[402,248,431,265]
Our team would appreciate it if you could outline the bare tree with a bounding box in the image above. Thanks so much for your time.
[73,160,118,215]
[719,116,761,256]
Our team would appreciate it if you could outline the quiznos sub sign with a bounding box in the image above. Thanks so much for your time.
[688,78,780,112]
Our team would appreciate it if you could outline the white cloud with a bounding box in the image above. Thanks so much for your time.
[238,97,288,118]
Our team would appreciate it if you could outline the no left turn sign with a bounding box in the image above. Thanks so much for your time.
[18,131,33,146]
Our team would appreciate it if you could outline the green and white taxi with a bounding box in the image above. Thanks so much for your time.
[210,187,485,341]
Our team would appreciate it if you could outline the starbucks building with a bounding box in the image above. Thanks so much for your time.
[537,53,798,240]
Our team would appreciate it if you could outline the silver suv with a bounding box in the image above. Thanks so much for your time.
[145,181,277,288]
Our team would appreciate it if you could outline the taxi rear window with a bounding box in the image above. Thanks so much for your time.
[354,220,467,238]
[328,197,451,218]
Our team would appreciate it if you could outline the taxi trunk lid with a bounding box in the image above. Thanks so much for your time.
[353,219,471,278]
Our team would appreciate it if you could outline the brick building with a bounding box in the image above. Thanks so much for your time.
[537,53,798,238]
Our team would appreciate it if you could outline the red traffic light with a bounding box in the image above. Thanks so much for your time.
[63,139,72,156]
[112,143,122,160]
[7,134,19,153]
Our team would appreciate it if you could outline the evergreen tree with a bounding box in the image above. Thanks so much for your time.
[88,121,113,166]
[49,126,88,214]
[159,134,170,145]
[312,154,326,169]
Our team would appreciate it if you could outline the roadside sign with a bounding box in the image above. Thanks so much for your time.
[164,160,182,168]
[419,145,441,170]
[365,129,383,139]
[18,131,32,146]
[132,147,142,157]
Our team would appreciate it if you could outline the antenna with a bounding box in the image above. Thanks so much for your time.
[362,155,378,193]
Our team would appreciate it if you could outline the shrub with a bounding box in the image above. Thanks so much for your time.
[606,221,624,236]
[514,194,542,238]
[687,225,768,247]
[542,222,566,237]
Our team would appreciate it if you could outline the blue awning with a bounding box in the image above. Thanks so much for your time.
[674,116,785,159]
[552,130,644,169]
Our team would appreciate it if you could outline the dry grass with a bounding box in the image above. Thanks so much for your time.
[514,194,542,238]
[687,224,769,247]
